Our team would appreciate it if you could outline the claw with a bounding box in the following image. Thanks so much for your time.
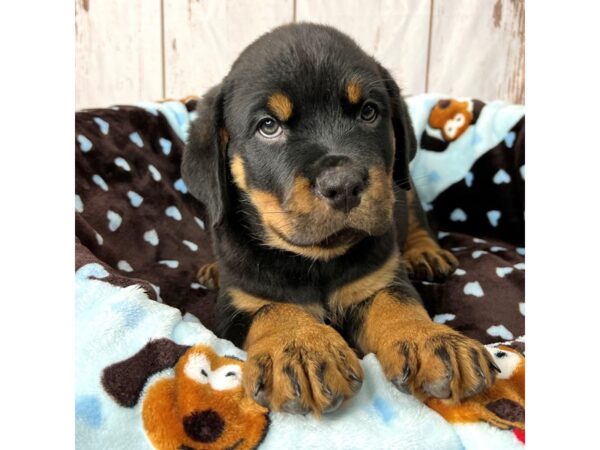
[323,394,344,414]
[282,398,310,415]
[489,360,501,373]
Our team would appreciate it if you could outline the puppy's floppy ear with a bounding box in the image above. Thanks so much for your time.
[181,83,229,228]
[377,64,417,190]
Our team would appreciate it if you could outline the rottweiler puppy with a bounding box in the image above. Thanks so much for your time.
[182,23,499,416]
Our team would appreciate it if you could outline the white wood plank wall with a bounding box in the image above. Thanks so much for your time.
[75,0,524,109]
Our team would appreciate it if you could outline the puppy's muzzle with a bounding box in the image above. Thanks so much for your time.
[314,156,369,213]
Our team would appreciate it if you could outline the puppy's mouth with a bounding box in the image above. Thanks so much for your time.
[268,225,367,249]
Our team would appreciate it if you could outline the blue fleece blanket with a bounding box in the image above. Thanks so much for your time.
[75,94,525,449]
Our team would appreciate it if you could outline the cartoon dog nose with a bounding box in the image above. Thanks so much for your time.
[315,160,368,213]
[183,409,225,443]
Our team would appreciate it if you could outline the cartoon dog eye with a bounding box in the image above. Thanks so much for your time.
[444,122,456,138]
[210,364,242,391]
[184,353,211,384]
[184,353,242,390]
[486,346,521,380]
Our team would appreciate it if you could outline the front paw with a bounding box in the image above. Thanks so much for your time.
[377,322,499,402]
[197,262,219,289]
[243,324,363,415]
[404,247,458,281]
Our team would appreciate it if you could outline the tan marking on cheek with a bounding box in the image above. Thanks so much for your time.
[286,176,319,215]
[328,250,400,319]
[346,78,362,104]
[248,190,296,236]
[229,159,351,260]
[230,154,248,190]
[229,288,325,321]
[356,167,394,221]
[267,92,293,121]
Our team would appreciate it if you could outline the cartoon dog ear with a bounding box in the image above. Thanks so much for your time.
[470,99,485,125]
[377,64,417,190]
[181,83,230,228]
[420,130,449,152]
[101,338,190,407]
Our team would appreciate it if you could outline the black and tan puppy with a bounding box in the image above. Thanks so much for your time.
[182,23,499,416]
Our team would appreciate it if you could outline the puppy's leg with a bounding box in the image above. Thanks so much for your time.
[243,303,363,416]
[403,187,458,281]
[343,283,498,402]
[197,262,219,289]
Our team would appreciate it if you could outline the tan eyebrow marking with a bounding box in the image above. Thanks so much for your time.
[346,78,362,104]
[267,92,293,121]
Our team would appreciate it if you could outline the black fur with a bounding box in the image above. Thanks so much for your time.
[182,23,425,347]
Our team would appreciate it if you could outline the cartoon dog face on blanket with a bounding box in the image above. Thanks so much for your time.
[426,344,524,436]
[420,98,485,151]
[102,339,269,450]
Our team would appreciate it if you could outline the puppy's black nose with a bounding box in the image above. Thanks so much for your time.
[315,159,368,213]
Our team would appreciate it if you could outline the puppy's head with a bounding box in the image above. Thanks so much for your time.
[182,24,416,260]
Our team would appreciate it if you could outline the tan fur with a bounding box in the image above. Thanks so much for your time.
[328,250,400,320]
[228,288,325,321]
[403,191,458,279]
[197,262,219,289]
[358,291,495,403]
[244,303,363,415]
[230,155,394,260]
[346,79,362,104]
[267,92,293,121]
[230,154,248,190]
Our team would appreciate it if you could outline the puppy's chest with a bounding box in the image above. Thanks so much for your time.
[237,250,399,317]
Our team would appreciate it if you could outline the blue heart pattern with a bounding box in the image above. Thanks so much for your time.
[159,260,179,269]
[504,131,516,148]
[148,164,162,181]
[144,229,159,246]
[450,208,467,222]
[165,205,182,221]
[487,210,501,227]
[114,157,131,172]
[174,178,188,194]
[493,169,511,184]
[93,117,109,135]
[106,210,122,232]
[92,174,109,192]
[464,171,474,187]
[159,137,172,155]
[129,131,144,148]
[127,191,144,208]
[75,395,103,428]
[77,134,93,152]
[117,260,133,272]
[486,324,513,340]
[463,281,484,297]
[433,313,456,324]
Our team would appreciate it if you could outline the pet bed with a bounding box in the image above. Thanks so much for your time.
[75,94,525,449]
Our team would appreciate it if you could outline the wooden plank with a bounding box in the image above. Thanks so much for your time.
[427,0,525,103]
[75,0,163,109]
[295,0,432,96]
[163,0,294,99]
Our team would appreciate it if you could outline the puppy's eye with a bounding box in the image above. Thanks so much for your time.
[257,118,283,138]
[360,103,378,123]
